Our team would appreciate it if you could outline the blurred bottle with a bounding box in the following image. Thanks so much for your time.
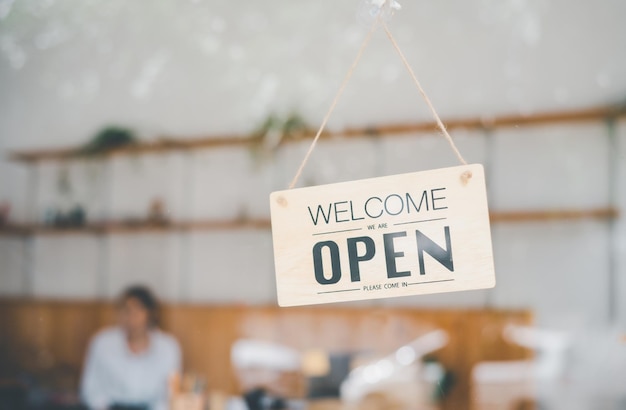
[169,372,206,410]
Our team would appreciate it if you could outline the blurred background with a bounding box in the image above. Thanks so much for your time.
[0,0,625,409]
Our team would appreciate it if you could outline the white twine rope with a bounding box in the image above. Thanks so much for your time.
[288,4,469,189]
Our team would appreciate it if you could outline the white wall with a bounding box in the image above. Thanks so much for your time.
[0,1,625,329]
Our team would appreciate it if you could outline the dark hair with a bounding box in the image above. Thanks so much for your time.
[119,285,160,327]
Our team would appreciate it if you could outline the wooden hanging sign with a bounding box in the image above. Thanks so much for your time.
[270,164,495,307]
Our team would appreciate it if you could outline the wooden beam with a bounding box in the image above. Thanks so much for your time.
[0,208,618,236]
[489,208,619,223]
[341,105,626,137]
[8,105,626,163]
[0,218,272,236]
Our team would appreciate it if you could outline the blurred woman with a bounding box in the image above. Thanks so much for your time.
[81,285,181,410]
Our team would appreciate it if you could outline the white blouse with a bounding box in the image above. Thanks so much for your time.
[81,327,181,410]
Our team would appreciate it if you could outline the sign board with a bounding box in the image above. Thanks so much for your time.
[269,164,495,307]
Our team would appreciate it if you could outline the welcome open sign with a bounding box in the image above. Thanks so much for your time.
[270,164,495,307]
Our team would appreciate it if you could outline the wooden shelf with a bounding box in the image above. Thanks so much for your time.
[9,137,253,163]
[0,208,618,236]
[8,105,626,163]
[488,208,619,223]
[0,219,271,236]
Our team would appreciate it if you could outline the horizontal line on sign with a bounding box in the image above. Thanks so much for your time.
[317,288,361,294]
[408,279,455,286]
[312,228,363,236]
[393,217,447,226]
